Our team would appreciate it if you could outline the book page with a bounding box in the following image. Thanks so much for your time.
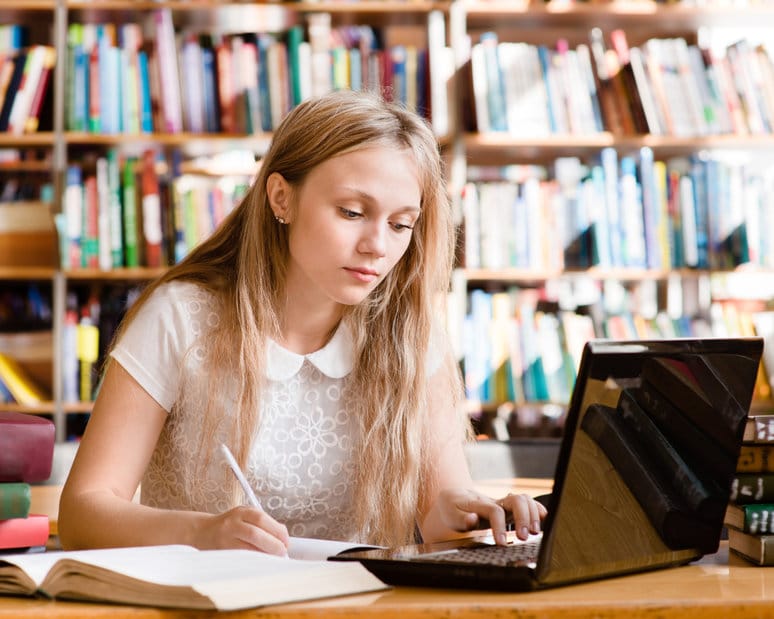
[288,536,382,560]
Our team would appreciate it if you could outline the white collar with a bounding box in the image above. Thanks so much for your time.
[265,322,355,381]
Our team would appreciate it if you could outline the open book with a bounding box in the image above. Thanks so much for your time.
[0,538,387,610]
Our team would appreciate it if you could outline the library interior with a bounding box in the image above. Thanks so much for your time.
[3,0,774,615]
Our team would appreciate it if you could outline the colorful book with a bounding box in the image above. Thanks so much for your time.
[140,149,163,267]
[0,353,48,406]
[0,412,55,483]
[0,513,49,550]
[725,502,774,535]
[0,482,31,520]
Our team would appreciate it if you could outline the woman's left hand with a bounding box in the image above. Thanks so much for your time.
[435,488,547,546]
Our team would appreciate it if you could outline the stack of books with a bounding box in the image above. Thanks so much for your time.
[0,412,55,552]
[725,413,774,565]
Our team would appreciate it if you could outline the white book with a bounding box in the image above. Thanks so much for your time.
[153,9,183,133]
[95,157,112,271]
[0,541,386,611]
[470,42,490,133]
[7,45,46,135]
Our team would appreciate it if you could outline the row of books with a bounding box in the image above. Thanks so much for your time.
[0,284,52,332]
[725,414,774,565]
[0,412,54,552]
[59,149,251,271]
[461,286,774,407]
[0,45,56,134]
[62,285,142,404]
[466,29,774,137]
[64,10,440,137]
[462,151,774,272]
[0,25,27,54]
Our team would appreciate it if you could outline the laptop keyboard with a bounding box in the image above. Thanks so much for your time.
[411,540,541,567]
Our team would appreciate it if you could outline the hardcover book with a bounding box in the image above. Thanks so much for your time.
[0,412,55,483]
[0,542,386,610]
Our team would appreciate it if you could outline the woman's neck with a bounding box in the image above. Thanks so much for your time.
[279,304,344,355]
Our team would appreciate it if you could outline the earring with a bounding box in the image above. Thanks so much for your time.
[274,215,287,224]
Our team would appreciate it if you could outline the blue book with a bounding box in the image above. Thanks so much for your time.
[257,35,273,132]
[689,156,710,269]
[198,36,219,133]
[536,45,558,134]
[600,147,622,267]
[480,32,507,132]
[587,164,612,267]
[137,50,153,132]
[638,147,662,269]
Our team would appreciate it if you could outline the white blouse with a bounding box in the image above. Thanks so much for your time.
[111,281,366,541]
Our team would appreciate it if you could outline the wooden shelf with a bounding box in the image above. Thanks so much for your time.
[464,1,774,28]
[0,266,57,281]
[463,133,774,164]
[0,133,56,148]
[63,267,167,282]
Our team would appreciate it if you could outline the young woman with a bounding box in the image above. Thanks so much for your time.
[59,90,546,555]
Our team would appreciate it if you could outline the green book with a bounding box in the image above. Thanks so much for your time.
[122,157,139,267]
[0,482,31,520]
[107,149,124,267]
[725,503,774,534]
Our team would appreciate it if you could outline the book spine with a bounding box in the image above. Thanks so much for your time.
[738,446,774,474]
[0,482,31,520]
[0,412,55,483]
[141,150,163,267]
[0,513,49,550]
[731,474,774,504]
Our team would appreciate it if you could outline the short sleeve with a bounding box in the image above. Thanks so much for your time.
[110,281,210,412]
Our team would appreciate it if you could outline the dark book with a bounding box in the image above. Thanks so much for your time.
[631,378,734,480]
[730,473,774,504]
[640,357,738,455]
[581,403,717,552]
[725,502,774,535]
[0,50,28,131]
[0,412,55,483]
[728,528,774,566]
[617,389,726,521]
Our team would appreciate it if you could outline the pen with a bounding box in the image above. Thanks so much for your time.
[220,443,263,510]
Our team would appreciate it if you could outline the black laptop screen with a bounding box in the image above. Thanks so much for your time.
[536,338,763,586]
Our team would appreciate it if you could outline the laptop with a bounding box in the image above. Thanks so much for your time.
[333,337,764,591]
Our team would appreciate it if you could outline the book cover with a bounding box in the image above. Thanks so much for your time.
[0,543,387,610]
[0,412,55,483]
[0,514,49,551]
[725,502,774,535]
[0,482,31,520]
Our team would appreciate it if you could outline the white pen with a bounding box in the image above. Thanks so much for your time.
[220,443,263,510]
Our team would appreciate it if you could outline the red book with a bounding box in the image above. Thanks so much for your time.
[23,45,56,133]
[0,412,55,483]
[0,514,49,550]
[141,149,163,267]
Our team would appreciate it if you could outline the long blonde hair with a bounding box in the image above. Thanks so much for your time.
[114,90,461,545]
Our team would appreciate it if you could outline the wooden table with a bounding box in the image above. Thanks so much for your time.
[0,543,773,618]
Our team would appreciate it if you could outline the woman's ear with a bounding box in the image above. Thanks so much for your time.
[266,172,292,223]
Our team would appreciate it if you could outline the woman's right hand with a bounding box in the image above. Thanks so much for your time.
[196,506,290,556]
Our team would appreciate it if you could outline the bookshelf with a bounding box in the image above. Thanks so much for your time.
[454,0,774,433]
[3,0,774,441]
[0,0,454,441]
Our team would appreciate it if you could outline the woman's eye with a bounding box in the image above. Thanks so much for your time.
[391,222,414,232]
[340,208,363,219]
